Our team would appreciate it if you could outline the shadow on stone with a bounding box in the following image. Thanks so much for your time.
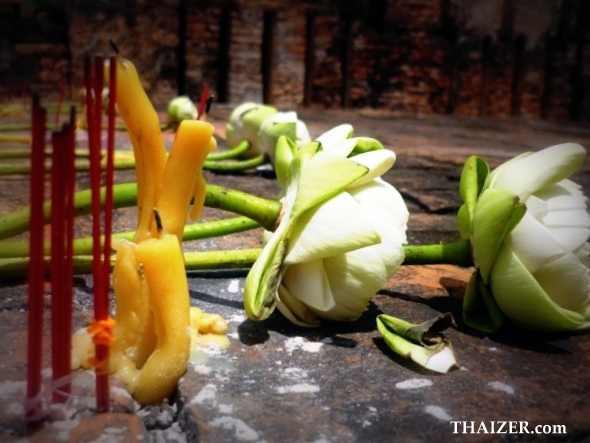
[188,289,243,310]
[236,319,271,345]
[236,301,384,347]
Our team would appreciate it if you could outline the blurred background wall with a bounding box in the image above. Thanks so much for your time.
[1,0,588,120]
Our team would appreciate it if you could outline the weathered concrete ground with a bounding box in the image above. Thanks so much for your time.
[0,106,589,442]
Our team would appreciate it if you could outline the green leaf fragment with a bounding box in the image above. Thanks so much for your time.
[376,312,458,374]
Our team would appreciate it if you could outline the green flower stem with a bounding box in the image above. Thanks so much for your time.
[0,123,35,133]
[0,158,138,175]
[0,148,94,160]
[204,154,266,172]
[402,238,473,267]
[0,216,260,258]
[207,140,251,161]
[0,122,169,132]
[0,248,262,280]
[0,239,475,280]
[0,182,281,240]
[0,147,263,175]
[0,141,250,162]
[204,184,280,231]
[0,183,137,240]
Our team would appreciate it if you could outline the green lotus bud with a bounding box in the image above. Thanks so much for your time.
[460,143,590,332]
[225,102,277,156]
[258,111,311,163]
[376,313,458,374]
[167,96,197,123]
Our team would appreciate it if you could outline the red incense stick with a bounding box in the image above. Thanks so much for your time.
[50,127,69,403]
[25,95,46,428]
[103,57,116,289]
[197,84,210,120]
[87,55,111,413]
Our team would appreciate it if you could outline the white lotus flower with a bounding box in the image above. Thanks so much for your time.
[244,128,408,326]
[258,111,310,163]
[458,143,590,332]
[225,102,277,157]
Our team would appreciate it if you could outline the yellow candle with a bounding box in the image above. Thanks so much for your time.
[70,56,229,407]
[156,120,216,241]
[133,234,191,406]
[110,240,156,373]
[110,56,167,241]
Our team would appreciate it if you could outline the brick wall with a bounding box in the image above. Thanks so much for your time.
[1,0,589,120]
[68,0,180,106]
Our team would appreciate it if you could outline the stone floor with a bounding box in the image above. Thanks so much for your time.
[0,104,589,442]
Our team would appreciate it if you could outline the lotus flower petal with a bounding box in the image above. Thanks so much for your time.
[323,248,387,315]
[347,149,397,187]
[316,124,354,149]
[282,260,335,312]
[533,252,590,310]
[535,182,587,211]
[277,284,320,327]
[545,224,590,253]
[543,209,590,228]
[490,244,586,331]
[284,192,381,265]
[320,138,358,158]
[523,195,547,220]
[574,242,590,260]
[491,143,586,201]
[347,180,408,275]
[505,212,565,274]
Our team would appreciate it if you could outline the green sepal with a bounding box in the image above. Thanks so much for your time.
[459,155,489,223]
[350,137,384,156]
[462,270,506,333]
[275,135,298,188]
[456,204,472,239]
[264,121,296,144]
[291,153,368,219]
[243,233,288,322]
[472,188,523,283]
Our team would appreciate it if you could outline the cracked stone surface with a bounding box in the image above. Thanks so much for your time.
[0,106,589,442]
